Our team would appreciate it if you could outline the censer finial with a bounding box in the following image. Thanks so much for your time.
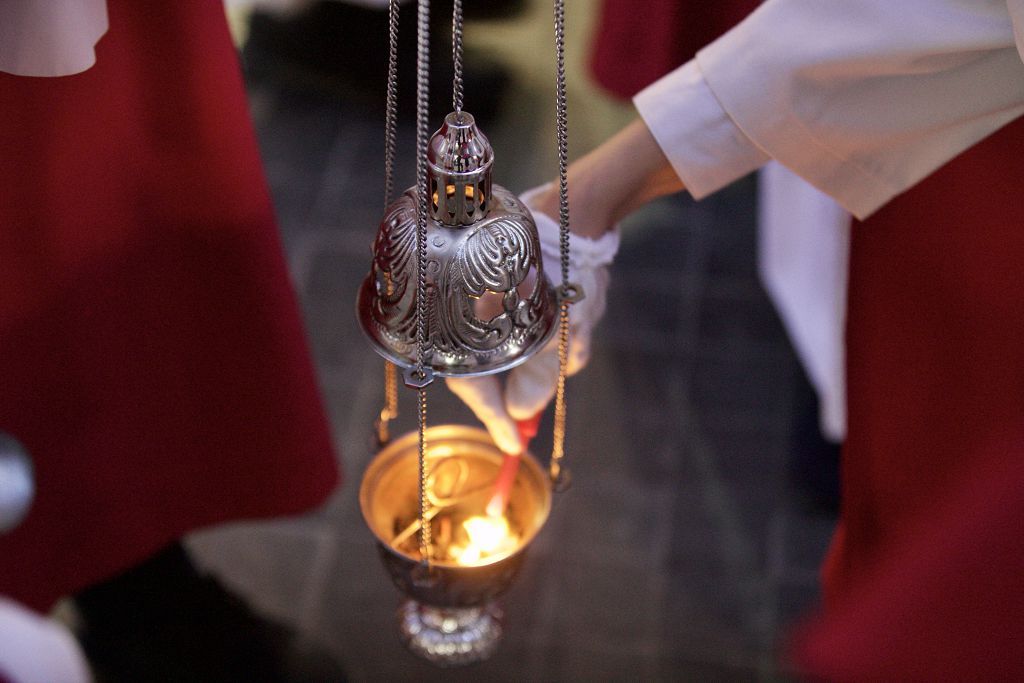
[357,112,557,378]
[428,111,493,226]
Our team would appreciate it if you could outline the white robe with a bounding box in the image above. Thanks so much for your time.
[635,0,1024,441]
[758,164,849,442]
[636,0,1024,220]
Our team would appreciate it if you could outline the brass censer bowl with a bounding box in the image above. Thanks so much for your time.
[360,425,552,665]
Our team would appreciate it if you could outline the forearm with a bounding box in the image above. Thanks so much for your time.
[528,117,685,238]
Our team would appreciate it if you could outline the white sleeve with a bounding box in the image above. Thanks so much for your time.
[635,0,1024,219]
[0,0,108,77]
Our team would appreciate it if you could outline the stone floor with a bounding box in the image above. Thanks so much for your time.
[187,8,836,682]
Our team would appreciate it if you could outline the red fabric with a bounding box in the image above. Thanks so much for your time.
[794,434,1024,681]
[792,118,1024,678]
[825,117,1024,601]
[0,1,339,609]
[589,0,758,99]
[591,2,1024,674]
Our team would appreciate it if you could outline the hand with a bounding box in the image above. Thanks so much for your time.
[449,117,684,452]
[447,187,620,453]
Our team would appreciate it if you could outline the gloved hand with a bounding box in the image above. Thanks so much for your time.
[447,185,619,453]
[0,596,92,683]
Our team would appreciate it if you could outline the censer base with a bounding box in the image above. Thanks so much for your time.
[398,599,502,666]
[361,426,552,666]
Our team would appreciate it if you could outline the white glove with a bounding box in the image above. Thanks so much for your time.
[447,186,619,453]
[0,597,93,683]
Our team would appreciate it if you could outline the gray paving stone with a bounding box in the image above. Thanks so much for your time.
[187,521,332,628]
[656,656,761,683]
[775,509,837,578]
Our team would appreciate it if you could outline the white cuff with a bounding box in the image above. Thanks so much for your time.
[697,33,896,220]
[535,212,619,273]
[520,186,620,272]
[634,60,770,201]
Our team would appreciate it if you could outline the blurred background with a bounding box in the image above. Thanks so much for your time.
[187,1,837,680]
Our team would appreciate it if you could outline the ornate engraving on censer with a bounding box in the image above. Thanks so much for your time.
[357,111,557,377]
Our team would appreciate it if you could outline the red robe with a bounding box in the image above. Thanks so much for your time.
[797,117,1024,680]
[592,3,1024,677]
[0,1,339,610]
[590,0,758,100]
[794,430,1024,681]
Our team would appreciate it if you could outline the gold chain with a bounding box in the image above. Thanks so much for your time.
[549,302,570,483]
[375,361,399,446]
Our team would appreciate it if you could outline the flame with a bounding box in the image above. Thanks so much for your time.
[449,514,516,566]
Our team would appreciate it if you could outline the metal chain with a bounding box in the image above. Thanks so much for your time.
[384,0,400,206]
[451,0,464,113]
[377,362,399,446]
[549,0,571,486]
[413,0,433,564]
[377,0,402,448]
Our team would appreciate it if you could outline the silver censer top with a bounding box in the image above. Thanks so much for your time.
[358,111,557,378]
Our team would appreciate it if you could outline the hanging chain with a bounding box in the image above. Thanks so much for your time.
[451,0,464,112]
[384,0,400,205]
[376,0,402,448]
[413,0,433,564]
[549,0,571,486]
[377,362,399,446]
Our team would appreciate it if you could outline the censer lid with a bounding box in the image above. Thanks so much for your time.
[356,181,558,378]
[358,108,557,378]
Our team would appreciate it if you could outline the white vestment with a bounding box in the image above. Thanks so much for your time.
[636,0,1024,220]
[635,0,1024,439]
